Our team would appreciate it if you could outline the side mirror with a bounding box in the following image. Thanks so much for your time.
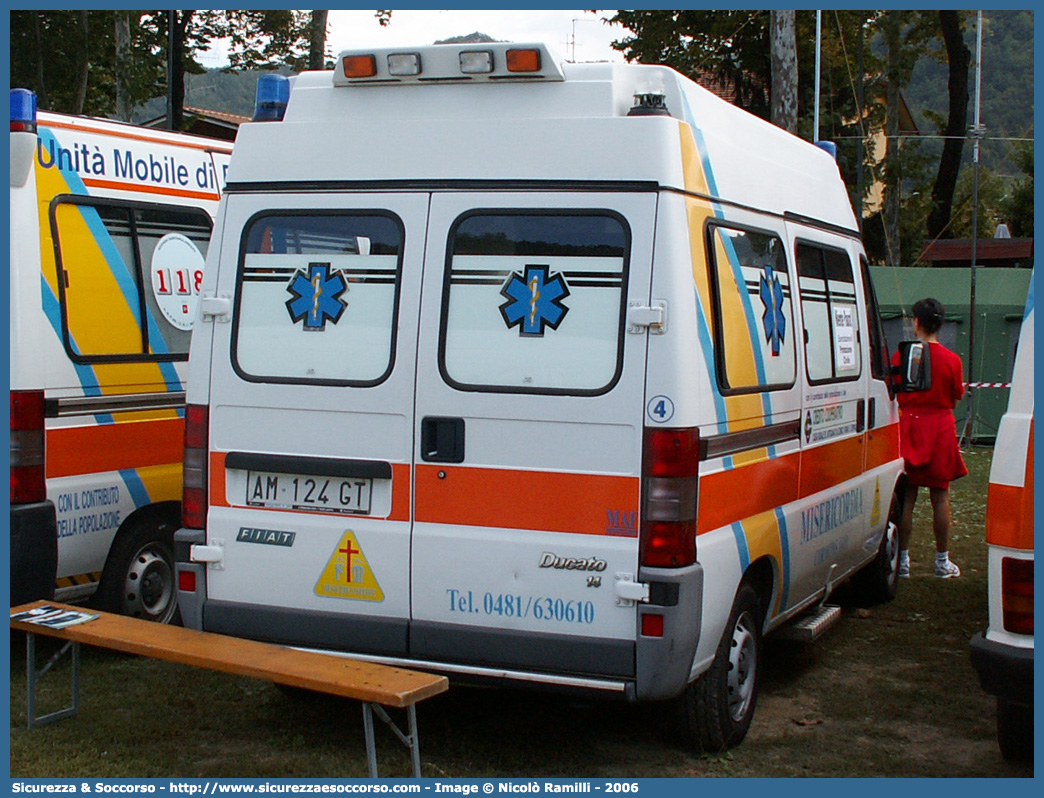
[894,340,932,392]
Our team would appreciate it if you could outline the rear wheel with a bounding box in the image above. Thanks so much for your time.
[96,513,181,624]
[675,583,762,752]
[997,698,1033,763]
[847,492,901,605]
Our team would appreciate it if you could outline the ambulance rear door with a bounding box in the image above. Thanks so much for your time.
[202,192,428,655]
[409,191,657,680]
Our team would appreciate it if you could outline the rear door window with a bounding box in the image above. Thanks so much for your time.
[440,211,630,395]
[233,212,404,385]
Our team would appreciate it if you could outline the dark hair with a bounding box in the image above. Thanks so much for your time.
[912,297,945,335]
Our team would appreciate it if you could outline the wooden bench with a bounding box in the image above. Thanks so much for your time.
[10,600,448,778]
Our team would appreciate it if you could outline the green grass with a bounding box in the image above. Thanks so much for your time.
[9,446,1031,778]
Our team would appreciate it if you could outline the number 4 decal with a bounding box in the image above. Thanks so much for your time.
[647,395,675,423]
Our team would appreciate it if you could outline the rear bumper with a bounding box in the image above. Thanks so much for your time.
[969,632,1034,705]
[10,501,58,605]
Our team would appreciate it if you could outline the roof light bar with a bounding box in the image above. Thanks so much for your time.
[332,42,564,86]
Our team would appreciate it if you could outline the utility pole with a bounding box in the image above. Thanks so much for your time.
[962,11,985,445]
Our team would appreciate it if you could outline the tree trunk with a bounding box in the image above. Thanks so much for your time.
[169,10,189,131]
[883,12,902,268]
[32,13,49,109]
[72,11,89,114]
[769,10,798,133]
[309,11,329,71]
[114,11,132,121]
[926,11,971,240]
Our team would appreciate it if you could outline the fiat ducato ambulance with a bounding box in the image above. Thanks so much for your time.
[971,273,1034,763]
[175,45,910,750]
[10,89,231,620]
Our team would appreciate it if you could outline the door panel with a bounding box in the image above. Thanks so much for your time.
[410,194,656,665]
[203,193,429,653]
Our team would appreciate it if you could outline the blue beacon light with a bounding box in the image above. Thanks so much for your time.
[10,88,37,133]
[252,74,290,122]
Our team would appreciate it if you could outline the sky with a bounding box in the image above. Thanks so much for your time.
[200,10,627,68]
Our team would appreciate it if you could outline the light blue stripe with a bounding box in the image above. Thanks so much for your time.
[730,522,751,572]
[119,468,152,509]
[775,506,791,610]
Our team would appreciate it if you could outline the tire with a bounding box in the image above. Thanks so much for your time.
[997,698,1033,763]
[675,583,763,753]
[847,492,901,606]
[95,513,181,624]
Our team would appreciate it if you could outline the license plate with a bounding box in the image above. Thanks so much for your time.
[245,471,372,515]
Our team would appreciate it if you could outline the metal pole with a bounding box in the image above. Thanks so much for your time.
[814,10,822,142]
[962,11,984,445]
[166,11,175,131]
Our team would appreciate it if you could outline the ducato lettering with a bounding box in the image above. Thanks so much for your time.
[539,552,607,572]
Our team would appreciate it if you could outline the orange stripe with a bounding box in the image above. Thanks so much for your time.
[698,451,800,535]
[41,117,233,153]
[415,464,640,536]
[82,177,220,202]
[46,418,183,478]
[866,422,900,470]
[986,421,1034,551]
[800,434,865,497]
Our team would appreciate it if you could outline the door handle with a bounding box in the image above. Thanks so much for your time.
[856,399,866,433]
[421,417,465,463]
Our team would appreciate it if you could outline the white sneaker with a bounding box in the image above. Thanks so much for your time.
[935,560,961,579]
[898,561,911,578]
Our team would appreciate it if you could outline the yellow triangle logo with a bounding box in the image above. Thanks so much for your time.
[870,478,881,526]
[315,530,384,602]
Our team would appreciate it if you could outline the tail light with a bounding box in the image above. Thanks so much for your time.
[1001,557,1033,635]
[640,427,700,568]
[11,390,46,504]
[182,404,209,529]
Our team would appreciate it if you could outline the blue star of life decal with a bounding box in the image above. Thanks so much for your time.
[759,265,786,356]
[499,264,570,337]
[285,262,348,331]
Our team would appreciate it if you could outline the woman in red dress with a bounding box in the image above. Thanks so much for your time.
[893,298,968,578]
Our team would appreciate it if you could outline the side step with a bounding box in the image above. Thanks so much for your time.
[774,604,842,642]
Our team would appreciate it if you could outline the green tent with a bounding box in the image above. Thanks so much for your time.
[869,266,1032,442]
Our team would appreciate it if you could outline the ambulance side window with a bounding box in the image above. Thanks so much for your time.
[797,242,862,383]
[232,212,403,386]
[859,256,889,381]
[50,198,212,361]
[706,224,796,392]
[440,211,630,395]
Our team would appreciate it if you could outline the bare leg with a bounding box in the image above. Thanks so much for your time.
[928,487,952,553]
[899,483,918,552]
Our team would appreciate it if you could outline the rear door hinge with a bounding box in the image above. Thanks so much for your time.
[614,572,650,607]
[200,295,232,323]
[191,539,225,569]
[627,299,667,334]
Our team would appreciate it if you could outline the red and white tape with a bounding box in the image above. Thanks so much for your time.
[964,382,1011,389]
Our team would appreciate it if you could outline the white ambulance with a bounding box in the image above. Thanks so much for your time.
[9,89,232,621]
[175,44,911,750]
[970,273,1034,763]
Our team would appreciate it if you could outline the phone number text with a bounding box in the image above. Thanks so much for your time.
[446,590,595,625]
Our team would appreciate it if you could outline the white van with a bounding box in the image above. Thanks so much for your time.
[175,44,908,750]
[970,273,1034,763]
[9,89,232,620]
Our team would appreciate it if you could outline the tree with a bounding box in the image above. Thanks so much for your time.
[770,10,797,133]
[925,11,971,240]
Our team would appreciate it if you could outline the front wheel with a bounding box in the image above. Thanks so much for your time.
[674,583,762,752]
[95,514,181,624]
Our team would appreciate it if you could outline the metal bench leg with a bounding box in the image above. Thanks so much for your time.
[360,703,422,778]
[26,633,80,727]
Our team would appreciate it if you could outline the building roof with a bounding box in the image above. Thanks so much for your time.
[918,237,1034,269]
[141,106,250,141]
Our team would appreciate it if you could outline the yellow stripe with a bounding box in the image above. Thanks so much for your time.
[737,510,785,615]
